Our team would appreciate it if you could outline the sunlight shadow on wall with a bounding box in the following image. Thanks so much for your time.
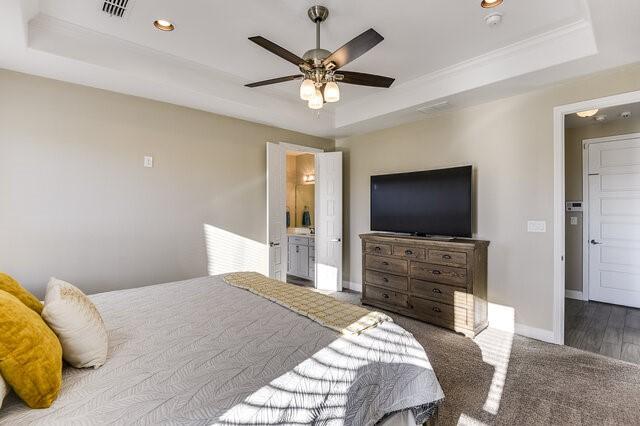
[204,224,268,276]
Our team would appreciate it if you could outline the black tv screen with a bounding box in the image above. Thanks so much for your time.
[370,166,472,237]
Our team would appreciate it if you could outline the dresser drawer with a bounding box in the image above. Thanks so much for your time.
[365,255,408,275]
[392,245,426,260]
[410,296,469,329]
[428,249,467,267]
[365,242,392,256]
[410,262,467,287]
[410,279,468,306]
[365,270,408,291]
[289,236,310,246]
[365,285,409,308]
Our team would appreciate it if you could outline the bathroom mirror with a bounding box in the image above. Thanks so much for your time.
[295,184,314,227]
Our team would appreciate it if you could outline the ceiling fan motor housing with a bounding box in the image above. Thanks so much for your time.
[302,48,331,64]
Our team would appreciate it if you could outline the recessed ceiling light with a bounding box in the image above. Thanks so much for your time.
[481,0,504,8]
[154,19,174,32]
[576,109,599,118]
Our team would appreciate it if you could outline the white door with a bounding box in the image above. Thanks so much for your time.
[315,152,343,291]
[267,142,287,281]
[587,135,640,308]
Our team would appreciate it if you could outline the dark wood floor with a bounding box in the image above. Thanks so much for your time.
[565,298,640,364]
[286,275,314,288]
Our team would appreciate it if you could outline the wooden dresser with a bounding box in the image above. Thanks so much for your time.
[360,233,489,338]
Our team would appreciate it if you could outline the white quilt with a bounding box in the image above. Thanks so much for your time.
[0,275,443,425]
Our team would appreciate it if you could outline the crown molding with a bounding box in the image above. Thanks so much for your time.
[335,18,598,130]
[26,14,335,138]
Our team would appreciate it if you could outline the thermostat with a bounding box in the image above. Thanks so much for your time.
[566,201,583,212]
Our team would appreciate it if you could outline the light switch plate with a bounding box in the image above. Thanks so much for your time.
[570,217,578,225]
[144,156,153,168]
[527,220,546,233]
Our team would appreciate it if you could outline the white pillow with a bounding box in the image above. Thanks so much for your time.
[0,375,7,409]
[41,278,108,368]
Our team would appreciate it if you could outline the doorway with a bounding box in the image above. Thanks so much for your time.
[562,102,640,363]
[266,142,343,292]
[286,150,316,287]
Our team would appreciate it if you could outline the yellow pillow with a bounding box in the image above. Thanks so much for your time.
[0,273,43,314]
[0,290,62,408]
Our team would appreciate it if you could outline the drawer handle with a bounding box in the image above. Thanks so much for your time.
[442,254,452,260]
[405,250,413,256]
[432,270,442,275]
[383,277,389,282]
[382,261,389,266]
[432,288,442,294]
[374,246,381,252]
[383,293,390,299]
[432,306,441,313]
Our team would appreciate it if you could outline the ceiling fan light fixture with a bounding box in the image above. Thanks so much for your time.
[481,0,503,8]
[324,81,340,103]
[308,89,324,110]
[300,79,316,101]
[576,109,599,118]
[153,19,175,31]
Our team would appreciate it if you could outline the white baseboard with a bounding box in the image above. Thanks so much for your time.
[514,323,555,343]
[342,280,362,292]
[565,290,584,300]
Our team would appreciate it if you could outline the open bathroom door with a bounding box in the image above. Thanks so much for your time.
[315,152,343,292]
[266,142,287,281]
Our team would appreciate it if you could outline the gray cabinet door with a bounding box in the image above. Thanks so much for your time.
[288,244,297,276]
[297,245,309,278]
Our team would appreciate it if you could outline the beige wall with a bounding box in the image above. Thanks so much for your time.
[0,70,332,298]
[336,64,640,332]
[564,117,640,292]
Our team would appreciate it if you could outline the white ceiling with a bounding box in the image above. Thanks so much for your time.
[1,0,640,138]
[566,102,640,129]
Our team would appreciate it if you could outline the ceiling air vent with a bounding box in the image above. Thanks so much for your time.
[102,0,129,18]
[417,101,450,115]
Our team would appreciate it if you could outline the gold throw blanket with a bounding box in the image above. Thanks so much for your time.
[223,272,391,335]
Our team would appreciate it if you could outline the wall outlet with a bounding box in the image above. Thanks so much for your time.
[527,220,546,233]
[144,156,153,168]
[570,216,578,226]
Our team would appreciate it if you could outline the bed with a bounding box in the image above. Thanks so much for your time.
[0,275,444,425]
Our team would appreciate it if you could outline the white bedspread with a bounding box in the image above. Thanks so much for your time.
[0,275,443,425]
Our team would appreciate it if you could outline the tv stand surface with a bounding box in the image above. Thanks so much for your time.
[359,232,489,338]
[412,233,455,241]
[367,232,484,245]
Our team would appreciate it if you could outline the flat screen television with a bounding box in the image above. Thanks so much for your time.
[370,165,472,238]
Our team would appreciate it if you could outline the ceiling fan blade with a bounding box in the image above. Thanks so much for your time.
[245,75,304,88]
[338,71,395,88]
[248,36,305,66]
[323,29,384,70]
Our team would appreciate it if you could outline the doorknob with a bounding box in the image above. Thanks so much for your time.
[269,242,280,247]
[590,239,602,245]
[329,238,342,242]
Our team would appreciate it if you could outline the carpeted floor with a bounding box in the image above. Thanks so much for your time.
[332,292,640,425]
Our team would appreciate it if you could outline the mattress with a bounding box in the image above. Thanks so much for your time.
[0,275,443,425]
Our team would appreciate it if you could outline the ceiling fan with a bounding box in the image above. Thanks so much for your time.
[245,5,395,110]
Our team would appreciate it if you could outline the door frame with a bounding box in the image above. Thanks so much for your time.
[268,142,324,283]
[581,132,640,304]
[552,89,640,345]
